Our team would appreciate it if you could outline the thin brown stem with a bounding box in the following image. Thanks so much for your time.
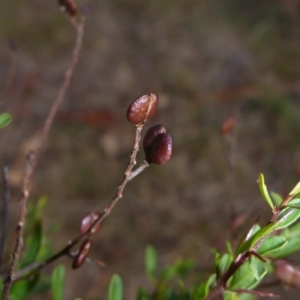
[0,167,10,273]
[34,18,85,167]
[1,18,85,299]
[11,124,147,281]
[128,160,149,180]
[2,152,35,299]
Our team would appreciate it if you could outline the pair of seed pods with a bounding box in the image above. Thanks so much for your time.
[127,93,173,165]
[72,93,173,269]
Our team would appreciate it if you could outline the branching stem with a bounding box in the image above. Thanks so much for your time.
[11,124,149,281]
[1,17,85,299]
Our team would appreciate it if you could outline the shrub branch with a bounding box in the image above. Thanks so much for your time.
[12,124,149,280]
[1,17,85,299]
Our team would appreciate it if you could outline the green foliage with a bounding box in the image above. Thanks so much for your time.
[228,261,261,290]
[289,181,300,197]
[146,245,158,283]
[129,174,300,299]
[257,236,287,256]
[109,274,123,300]
[51,265,65,300]
[270,192,283,206]
[194,274,216,299]
[0,112,11,129]
[11,273,50,299]
[258,174,274,210]
[21,219,43,267]
[2,172,300,300]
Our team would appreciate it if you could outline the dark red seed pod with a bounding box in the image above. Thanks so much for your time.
[274,260,300,288]
[221,117,235,136]
[127,93,158,125]
[72,238,93,269]
[147,133,173,165]
[143,124,166,155]
[80,212,103,234]
[58,0,78,17]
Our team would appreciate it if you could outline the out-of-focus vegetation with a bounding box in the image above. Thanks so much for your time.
[1,0,300,299]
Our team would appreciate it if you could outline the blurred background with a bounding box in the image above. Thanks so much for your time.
[1,0,300,299]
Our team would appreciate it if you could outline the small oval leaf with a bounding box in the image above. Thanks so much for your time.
[0,113,12,129]
[258,173,274,210]
[249,256,267,281]
[145,245,157,282]
[271,237,300,258]
[258,236,287,256]
[51,265,65,300]
[289,181,300,197]
[109,274,123,300]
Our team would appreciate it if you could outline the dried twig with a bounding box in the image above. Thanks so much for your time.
[0,167,10,273]
[2,152,35,299]
[34,18,86,166]
[1,17,86,299]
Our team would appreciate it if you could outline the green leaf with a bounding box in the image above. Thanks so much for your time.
[286,203,300,209]
[228,261,260,290]
[249,256,267,280]
[37,196,48,210]
[218,253,232,274]
[235,224,261,256]
[205,273,216,296]
[286,198,300,209]
[11,279,29,299]
[10,272,49,299]
[258,236,287,256]
[0,113,12,129]
[270,192,283,206]
[161,265,176,281]
[270,237,300,258]
[145,245,157,282]
[274,207,300,230]
[283,221,300,238]
[51,265,65,300]
[258,173,274,210]
[172,258,195,276]
[22,220,43,267]
[0,279,2,294]
[109,274,123,300]
[12,273,47,298]
[289,181,300,197]
[194,274,216,299]
[137,287,151,300]
[249,222,278,249]
[226,241,234,258]
[250,208,300,249]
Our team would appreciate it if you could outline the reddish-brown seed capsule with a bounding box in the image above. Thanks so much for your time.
[143,124,166,154]
[80,212,103,234]
[221,117,235,136]
[147,133,173,165]
[127,93,158,125]
[58,0,78,16]
[72,238,92,269]
[274,260,300,288]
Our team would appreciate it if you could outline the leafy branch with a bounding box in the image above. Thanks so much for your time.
[204,176,300,300]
